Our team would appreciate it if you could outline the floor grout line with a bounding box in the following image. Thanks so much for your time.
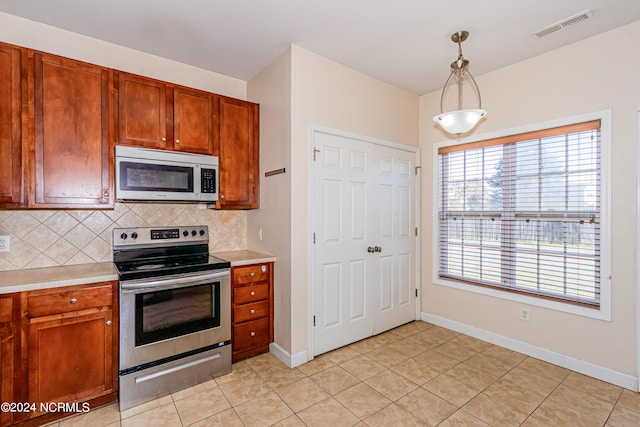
[52,320,640,427]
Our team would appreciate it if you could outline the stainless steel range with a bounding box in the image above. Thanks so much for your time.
[113,225,231,411]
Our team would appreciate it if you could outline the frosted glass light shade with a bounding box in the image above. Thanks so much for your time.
[433,109,487,135]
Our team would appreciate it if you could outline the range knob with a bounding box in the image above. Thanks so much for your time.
[120,233,128,240]
[131,232,138,240]
[183,230,189,237]
[191,230,197,237]
[199,229,205,236]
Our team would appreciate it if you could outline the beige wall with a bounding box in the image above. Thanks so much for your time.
[420,21,640,377]
[248,45,419,359]
[288,45,419,355]
[247,47,293,353]
[0,12,246,99]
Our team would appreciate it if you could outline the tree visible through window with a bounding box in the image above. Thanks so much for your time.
[437,120,601,307]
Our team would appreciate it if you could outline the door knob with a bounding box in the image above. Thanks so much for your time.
[367,246,375,253]
[374,246,382,253]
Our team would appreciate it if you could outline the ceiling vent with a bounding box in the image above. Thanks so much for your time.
[532,9,594,39]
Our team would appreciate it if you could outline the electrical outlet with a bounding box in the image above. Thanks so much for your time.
[0,235,10,253]
[520,307,530,321]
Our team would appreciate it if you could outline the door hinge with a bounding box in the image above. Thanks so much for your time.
[313,232,316,244]
[415,227,418,236]
[313,147,321,161]
[415,289,418,297]
[313,315,316,327]
[415,165,421,175]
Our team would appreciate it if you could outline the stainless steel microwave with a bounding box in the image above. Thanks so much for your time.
[115,146,218,202]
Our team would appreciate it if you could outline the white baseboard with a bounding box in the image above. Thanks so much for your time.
[421,312,638,391]
[269,342,309,368]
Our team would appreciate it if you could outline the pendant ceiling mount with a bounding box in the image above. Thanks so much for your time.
[433,30,487,136]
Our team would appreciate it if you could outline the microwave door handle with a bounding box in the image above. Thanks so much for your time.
[120,271,229,290]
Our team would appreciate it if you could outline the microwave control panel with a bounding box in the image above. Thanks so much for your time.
[201,168,217,193]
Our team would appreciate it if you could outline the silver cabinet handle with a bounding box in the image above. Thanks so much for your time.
[161,137,166,142]
[70,298,77,304]
[250,331,256,337]
[250,272,255,277]
[175,139,180,143]
[220,194,224,199]
[106,320,112,326]
[250,309,256,314]
[121,270,229,290]
[250,291,256,296]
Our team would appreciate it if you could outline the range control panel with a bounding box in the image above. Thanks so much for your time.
[113,225,209,248]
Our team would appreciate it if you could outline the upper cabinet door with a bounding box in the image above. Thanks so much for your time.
[0,43,24,207]
[218,96,259,209]
[31,53,113,208]
[117,72,168,150]
[173,87,216,155]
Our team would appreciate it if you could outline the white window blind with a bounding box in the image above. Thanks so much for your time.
[438,120,601,307]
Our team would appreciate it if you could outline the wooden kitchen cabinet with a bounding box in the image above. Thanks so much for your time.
[217,96,259,209]
[231,262,273,362]
[0,43,25,208]
[30,52,114,208]
[116,72,217,155]
[173,86,217,154]
[0,294,21,427]
[116,72,168,150]
[24,281,118,420]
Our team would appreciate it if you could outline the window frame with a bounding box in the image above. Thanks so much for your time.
[432,110,611,320]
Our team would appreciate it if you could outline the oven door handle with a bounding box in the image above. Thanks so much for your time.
[120,271,229,290]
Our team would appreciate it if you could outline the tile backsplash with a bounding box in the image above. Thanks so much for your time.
[0,203,246,271]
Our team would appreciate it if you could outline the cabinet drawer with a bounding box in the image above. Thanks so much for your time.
[233,264,270,285]
[27,283,113,318]
[233,317,270,352]
[234,301,269,324]
[233,283,268,305]
[0,294,15,323]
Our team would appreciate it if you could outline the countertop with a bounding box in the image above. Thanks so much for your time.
[212,250,276,266]
[0,250,275,294]
[0,262,118,294]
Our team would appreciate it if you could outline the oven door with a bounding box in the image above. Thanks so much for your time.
[119,270,230,371]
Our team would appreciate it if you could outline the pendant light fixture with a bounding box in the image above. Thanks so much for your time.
[433,31,487,135]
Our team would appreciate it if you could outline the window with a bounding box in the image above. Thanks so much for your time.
[437,119,604,309]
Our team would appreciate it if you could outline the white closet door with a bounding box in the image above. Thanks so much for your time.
[312,129,417,356]
[371,144,416,334]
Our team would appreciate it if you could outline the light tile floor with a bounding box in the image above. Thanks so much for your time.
[49,321,640,426]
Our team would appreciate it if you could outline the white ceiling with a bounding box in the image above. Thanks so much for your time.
[1,1,639,95]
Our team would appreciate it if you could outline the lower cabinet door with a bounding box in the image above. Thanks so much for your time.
[0,325,16,426]
[27,309,114,409]
[232,317,270,352]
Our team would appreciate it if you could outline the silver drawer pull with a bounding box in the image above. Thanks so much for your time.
[250,272,255,277]
[250,331,256,337]
[70,298,77,304]
[250,291,256,296]
[250,309,256,314]
[106,320,112,326]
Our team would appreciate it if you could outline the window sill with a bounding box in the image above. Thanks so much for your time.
[433,276,611,321]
